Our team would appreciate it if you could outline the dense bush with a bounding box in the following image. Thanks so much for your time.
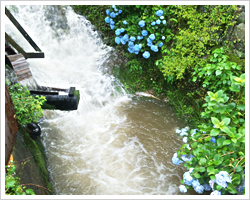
[6,81,46,126]
[173,72,245,195]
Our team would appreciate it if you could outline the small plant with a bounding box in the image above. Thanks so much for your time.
[5,163,35,195]
[192,47,242,92]
[6,81,46,126]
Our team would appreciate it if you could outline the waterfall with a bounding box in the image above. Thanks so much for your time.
[5,5,191,195]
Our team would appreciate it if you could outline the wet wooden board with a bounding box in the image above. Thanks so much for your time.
[7,54,32,81]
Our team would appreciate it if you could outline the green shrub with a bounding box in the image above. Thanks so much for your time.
[6,82,46,126]
[5,164,35,195]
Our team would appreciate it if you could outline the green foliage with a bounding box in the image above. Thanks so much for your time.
[6,82,46,126]
[71,5,111,34]
[159,5,239,80]
[192,47,242,92]
[5,164,35,195]
[177,73,245,194]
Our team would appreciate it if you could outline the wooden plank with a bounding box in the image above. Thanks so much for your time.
[5,33,44,59]
[7,53,33,82]
[5,7,42,52]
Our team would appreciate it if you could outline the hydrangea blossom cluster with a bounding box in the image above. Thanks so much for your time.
[105,7,168,59]
[181,169,212,194]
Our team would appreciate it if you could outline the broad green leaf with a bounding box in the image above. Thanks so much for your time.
[210,129,220,136]
[194,173,201,178]
[232,138,237,143]
[223,140,232,146]
[213,154,220,161]
[217,138,225,146]
[235,165,243,173]
[214,159,223,166]
[211,117,220,125]
[222,118,231,126]
[221,126,233,137]
[216,70,222,76]
[227,183,238,194]
[238,137,245,143]
[199,158,207,165]
[198,167,206,172]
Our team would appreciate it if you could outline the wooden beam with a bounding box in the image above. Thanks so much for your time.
[5,7,42,52]
[5,33,44,59]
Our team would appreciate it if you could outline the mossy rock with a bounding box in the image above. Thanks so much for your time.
[226,53,245,72]
[12,126,54,195]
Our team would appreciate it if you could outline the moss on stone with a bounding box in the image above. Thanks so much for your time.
[226,53,245,72]
[18,126,54,194]
[74,89,80,103]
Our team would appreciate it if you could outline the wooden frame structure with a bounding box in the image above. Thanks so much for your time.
[5,7,44,59]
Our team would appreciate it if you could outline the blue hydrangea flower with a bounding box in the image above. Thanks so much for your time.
[158,42,163,47]
[172,153,183,165]
[218,171,232,183]
[128,41,134,48]
[114,8,118,12]
[162,36,165,40]
[179,185,187,193]
[110,24,115,30]
[162,20,167,25]
[215,175,227,188]
[137,36,143,40]
[112,5,116,9]
[160,16,164,20]
[156,19,161,24]
[147,43,152,47]
[149,34,155,41]
[138,44,142,49]
[202,183,212,191]
[156,10,164,16]
[118,10,122,14]
[115,37,121,44]
[128,47,134,53]
[123,34,129,40]
[181,154,189,162]
[123,20,127,25]
[110,19,115,25]
[110,12,116,18]
[210,190,221,195]
[133,44,141,51]
[106,9,110,15]
[147,38,152,44]
[130,36,136,42]
[194,185,204,194]
[180,128,188,136]
[138,20,145,27]
[143,51,150,59]
[151,21,156,26]
[176,129,181,134]
[209,180,215,190]
[151,45,158,52]
[183,171,194,186]
[141,30,148,36]
[210,137,216,143]
[183,137,188,143]
[121,38,126,45]
[189,167,194,173]
[120,28,125,32]
[115,29,121,36]
[192,179,200,188]
[105,17,110,23]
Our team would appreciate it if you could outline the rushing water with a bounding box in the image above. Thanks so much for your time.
[5,5,196,195]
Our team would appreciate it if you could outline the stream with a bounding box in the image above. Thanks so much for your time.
[5,5,196,195]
